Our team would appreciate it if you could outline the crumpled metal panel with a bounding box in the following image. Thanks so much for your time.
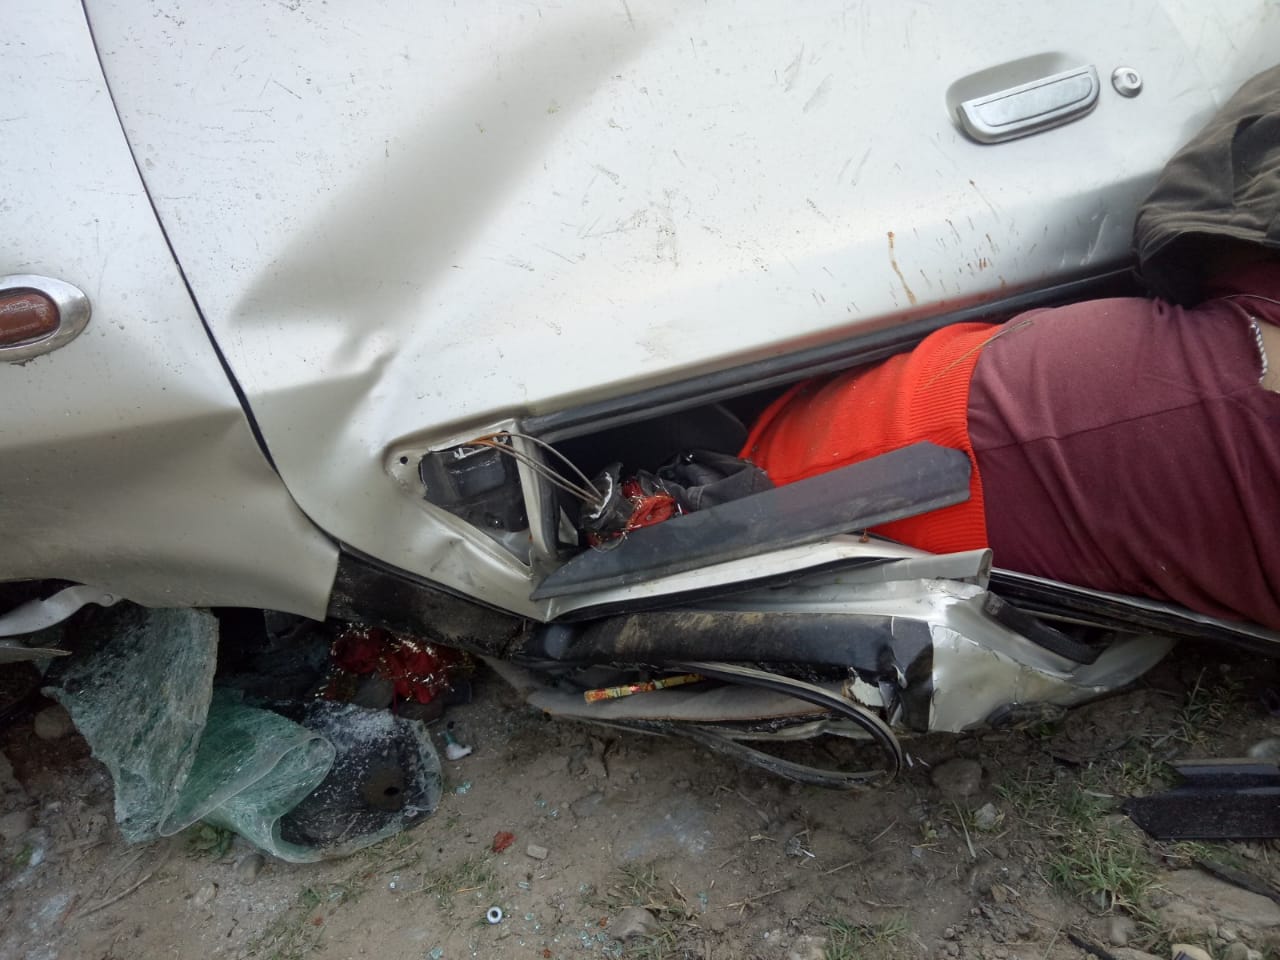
[704,571,1173,733]
[0,0,337,617]
[82,0,1279,616]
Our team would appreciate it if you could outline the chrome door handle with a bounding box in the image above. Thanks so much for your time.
[958,65,1100,144]
[0,274,91,362]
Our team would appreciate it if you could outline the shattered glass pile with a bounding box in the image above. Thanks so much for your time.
[45,606,441,862]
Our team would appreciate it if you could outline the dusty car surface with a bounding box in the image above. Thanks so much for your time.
[4,0,1280,814]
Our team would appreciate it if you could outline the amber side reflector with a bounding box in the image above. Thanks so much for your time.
[0,289,59,346]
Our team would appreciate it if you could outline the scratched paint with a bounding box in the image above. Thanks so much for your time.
[77,0,1244,624]
[886,231,918,306]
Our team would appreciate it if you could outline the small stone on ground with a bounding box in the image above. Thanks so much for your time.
[0,808,33,842]
[191,882,217,907]
[607,906,658,941]
[234,852,264,884]
[973,802,1000,832]
[1155,870,1280,936]
[32,705,74,741]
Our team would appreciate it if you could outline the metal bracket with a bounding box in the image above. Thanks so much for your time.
[0,584,120,638]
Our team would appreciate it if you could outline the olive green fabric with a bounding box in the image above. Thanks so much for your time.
[1134,65,1280,304]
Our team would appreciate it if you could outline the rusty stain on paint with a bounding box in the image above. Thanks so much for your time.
[887,231,918,306]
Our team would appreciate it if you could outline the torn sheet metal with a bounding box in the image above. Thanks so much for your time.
[502,560,1172,788]
[928,593,1174,732]
[697,570,1173,733]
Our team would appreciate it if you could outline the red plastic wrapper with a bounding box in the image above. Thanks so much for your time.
[586,477,679,548]
[324,624,466,705]
[491,831,515,853]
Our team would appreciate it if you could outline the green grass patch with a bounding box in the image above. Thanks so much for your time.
[998,765,1162,931]
[591,861,698,959]
[822,915,909,960]
[420,852,496,911]
[1047,831,1156,915]
[248,881,358,960]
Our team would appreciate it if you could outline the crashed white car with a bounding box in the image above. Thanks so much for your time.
[4,0,1279,787]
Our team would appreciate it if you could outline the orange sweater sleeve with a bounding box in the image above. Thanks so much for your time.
[740,322,1001,554]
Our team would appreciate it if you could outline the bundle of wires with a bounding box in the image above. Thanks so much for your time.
[463,432,678,547]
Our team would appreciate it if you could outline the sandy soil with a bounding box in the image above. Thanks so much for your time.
[3,647,1280,960]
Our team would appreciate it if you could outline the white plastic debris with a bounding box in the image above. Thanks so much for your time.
[443,726,472,761]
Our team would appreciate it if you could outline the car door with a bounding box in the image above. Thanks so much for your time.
[83,0,1280,618]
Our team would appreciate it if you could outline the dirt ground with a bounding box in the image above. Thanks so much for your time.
[4,645,1280,960]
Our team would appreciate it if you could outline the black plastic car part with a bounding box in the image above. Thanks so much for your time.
[328,549,525,660]
[981,592,1102,664]
[526,609,935,731]
[531,441,971,600]
[1126,760,1280,840]
[418,441,527,533]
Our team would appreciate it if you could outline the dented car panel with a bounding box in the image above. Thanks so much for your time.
[81,0,1280,617]
[0,0,338,617]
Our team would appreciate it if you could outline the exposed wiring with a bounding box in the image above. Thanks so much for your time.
[470,440,598,503]
[465,435,603,506]
[483,431,603,501]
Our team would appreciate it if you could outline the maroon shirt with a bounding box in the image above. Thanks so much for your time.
[968,262,1280,630]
